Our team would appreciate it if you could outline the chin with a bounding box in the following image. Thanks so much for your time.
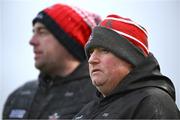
[35,63,44,71]
[92,78,106,87]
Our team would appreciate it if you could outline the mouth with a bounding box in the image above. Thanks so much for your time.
[34,50,42,54]
[34,51,42,60]
[91,69,101,74]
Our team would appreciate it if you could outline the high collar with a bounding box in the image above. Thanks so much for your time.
[38,61,89,88]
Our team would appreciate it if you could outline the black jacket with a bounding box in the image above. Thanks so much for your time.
[3,62,96,119]
[74,54,180,119]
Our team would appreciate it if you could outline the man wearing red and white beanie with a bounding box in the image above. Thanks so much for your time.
[74,14,180,119]
[3,3,101,119]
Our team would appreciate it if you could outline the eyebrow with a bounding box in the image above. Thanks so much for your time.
[33,26,47,33]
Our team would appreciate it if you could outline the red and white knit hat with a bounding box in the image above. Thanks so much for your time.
[86,14,149,66]
[33,3,101,61]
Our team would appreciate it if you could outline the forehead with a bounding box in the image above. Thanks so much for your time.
[90,47,110,52]
[90,47,122,60]
[33,22,47,30]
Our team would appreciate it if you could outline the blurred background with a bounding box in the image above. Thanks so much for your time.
[0,0,180,118]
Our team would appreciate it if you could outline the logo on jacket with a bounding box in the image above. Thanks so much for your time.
[102,112,109,117]
[48,112,60,120]
[74,115,83,120]
[9,109,26,118]
[64,91,74,97]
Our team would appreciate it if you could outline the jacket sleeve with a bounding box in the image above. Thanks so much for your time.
[133,91,180,119]
[2,86,23,119]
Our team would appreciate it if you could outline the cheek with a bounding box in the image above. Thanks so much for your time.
[103,60,121,80]
[104,61,117,74]
[45,42,59,57]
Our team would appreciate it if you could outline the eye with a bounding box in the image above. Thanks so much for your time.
[33,27,50,36]
[39,29,49,35]
[99,48,109,54]
[89,48,94,56]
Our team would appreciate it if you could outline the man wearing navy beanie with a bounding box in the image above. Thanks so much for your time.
[3,3,101,119]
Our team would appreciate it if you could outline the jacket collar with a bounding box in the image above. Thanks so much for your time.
[38,61,89,87]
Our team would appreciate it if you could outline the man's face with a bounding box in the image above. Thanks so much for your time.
[88,47,132,96]
[29,22,70,74]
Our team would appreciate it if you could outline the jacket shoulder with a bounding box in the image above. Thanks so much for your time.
[7,80,38,97]
[134,87,180,119]
[3,80,38,118]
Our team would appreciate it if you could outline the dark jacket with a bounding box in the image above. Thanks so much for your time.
[3,62,96,119]
[74,53,180,119]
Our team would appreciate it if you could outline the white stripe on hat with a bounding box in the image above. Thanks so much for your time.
[111,28,149,54]
[105,17,148,37]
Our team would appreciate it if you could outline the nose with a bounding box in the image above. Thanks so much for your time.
[29,34,38,46]
[88,51,100,65]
